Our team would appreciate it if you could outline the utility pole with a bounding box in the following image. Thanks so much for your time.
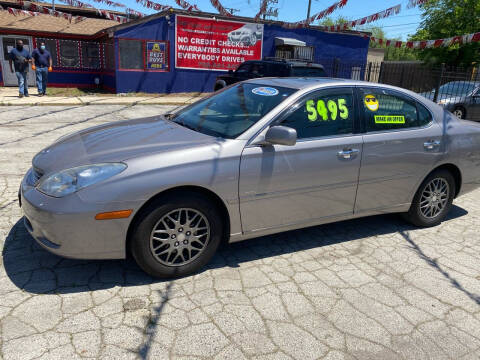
[306,0,312,19]
[262,0,279,20]
[52,0,55,11]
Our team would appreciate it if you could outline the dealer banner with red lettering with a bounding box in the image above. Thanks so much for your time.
[175,15,264,71]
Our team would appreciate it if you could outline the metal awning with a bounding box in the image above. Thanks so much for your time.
[274,37,306,47]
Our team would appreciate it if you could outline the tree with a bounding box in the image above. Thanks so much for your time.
[363,26,386,49]
[363,26,419,61]
[318,16,350,27]
[411,0,480,65]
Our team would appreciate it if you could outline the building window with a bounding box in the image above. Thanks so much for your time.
[118,39,143,70]
[275,45,314,61]
[59,40,80,68]
[35,38,59,66]
[81,42,101,69]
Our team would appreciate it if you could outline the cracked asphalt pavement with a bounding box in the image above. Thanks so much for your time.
[1,105,479,360]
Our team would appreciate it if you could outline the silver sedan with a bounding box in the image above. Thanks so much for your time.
[20,78,480,278]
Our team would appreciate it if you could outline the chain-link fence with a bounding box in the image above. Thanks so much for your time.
[318,58,480,121]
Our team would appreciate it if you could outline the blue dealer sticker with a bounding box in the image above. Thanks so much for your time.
[252,87,279,96]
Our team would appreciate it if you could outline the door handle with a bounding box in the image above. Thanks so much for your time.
[337,149,359,159]
[424,140,441,150]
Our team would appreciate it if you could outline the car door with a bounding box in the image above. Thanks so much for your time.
[239,87,363,233]
[354,87,444,214]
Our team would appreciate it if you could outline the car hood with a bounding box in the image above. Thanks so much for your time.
[33,115,216,174]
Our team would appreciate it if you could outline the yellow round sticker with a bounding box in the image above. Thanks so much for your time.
[364,94,379,112]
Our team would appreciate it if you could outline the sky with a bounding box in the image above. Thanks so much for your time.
[91,0,424,41]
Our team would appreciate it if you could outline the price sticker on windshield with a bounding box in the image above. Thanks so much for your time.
[306,98,349,122]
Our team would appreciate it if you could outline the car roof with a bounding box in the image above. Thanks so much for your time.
[243,77,434,99]
[244,77,363,89]
[442,81,480,86]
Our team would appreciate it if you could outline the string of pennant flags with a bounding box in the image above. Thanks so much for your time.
[58,0,129,22]
[6,1,86,22]
[323,0,429,32]
[254,0,268,21]
[209,0,233,17]
[323,4,401,32]
[208,0,423,30]
[135,0,170,12]
[367,31,480,49]
[5,0,128,23]
[2,0,478,51]
[281,0,349,28]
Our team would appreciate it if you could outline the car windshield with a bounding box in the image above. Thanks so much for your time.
[170,83,296,138]
[438,82,477,96]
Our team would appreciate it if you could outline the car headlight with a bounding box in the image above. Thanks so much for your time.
[438,99,450,105]
[37,163,127,198]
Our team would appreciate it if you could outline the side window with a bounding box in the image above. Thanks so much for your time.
[236,63,251,73]
[280,88,354,139]
[360,88,421,132]
[250,63,265,76]
[417,102,433,126]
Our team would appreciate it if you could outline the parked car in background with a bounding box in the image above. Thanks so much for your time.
[420,81,480,120]
[20,78,480,278]
[214,59,326,91]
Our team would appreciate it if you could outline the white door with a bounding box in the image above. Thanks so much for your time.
[1,36,36,87]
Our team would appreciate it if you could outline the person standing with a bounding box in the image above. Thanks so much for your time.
[31,42,53,96]
[8,40,32,98]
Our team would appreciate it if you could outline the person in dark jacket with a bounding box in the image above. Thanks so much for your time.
[8,40,32,98]
[31,41,53,96]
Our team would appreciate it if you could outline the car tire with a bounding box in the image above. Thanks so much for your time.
[214,80,226,91]
[403,169,455,227]
[130,192,224,278]
[453,106,466,119]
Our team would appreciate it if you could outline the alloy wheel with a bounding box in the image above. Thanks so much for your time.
[149,208,210,267]
[453,108,464,119]
[419,178,449,219]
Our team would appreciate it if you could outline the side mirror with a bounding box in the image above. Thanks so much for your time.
[265,126,297,146]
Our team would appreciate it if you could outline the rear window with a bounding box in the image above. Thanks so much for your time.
[266,63,289,77]
[291,67,327,77]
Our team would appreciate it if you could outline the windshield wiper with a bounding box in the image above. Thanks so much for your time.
[163,113,175,120]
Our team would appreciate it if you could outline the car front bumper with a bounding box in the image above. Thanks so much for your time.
[20,168,137,260]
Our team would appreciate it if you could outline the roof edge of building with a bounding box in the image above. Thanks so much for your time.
[0,27,109,39]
